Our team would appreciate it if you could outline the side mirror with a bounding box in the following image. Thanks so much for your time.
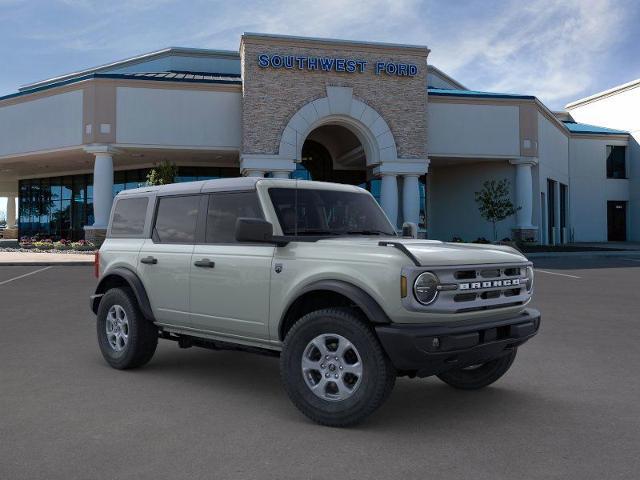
[402,222,418,239]
[235,217,274,243]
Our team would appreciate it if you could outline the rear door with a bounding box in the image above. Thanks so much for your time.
[138,194,201,325]
[189,191,274,340]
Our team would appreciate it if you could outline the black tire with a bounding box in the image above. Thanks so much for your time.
[96,287,158,370]
[436,348,517,390]
[280,308,395,427]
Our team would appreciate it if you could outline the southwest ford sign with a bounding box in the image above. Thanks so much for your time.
[257,54,418,77]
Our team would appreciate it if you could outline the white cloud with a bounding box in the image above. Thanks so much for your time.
[2,0,634,109]
[426,0,628,107]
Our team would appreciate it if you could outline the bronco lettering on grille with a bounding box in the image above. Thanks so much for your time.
[459,279,520,290]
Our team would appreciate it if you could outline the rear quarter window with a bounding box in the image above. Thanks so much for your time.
[110,197,149,237]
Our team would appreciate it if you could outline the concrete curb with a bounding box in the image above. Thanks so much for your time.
[0,261,94,266]
[527,251,640,259]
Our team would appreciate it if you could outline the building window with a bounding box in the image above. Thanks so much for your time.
[606,146,626,179]
[18,166,239,240]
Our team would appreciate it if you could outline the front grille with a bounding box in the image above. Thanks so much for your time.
[403,262,531,314]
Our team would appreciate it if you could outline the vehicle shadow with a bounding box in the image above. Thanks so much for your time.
[133,343,556,431]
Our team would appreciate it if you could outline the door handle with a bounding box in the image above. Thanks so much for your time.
[140,256,158,265]
[194,259,215,268]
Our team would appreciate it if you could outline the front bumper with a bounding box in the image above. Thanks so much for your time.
[375,308,541,377]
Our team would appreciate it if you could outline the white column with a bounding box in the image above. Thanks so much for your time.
[512,160,535,228]
[245,170,265,178]
[402,174,420,225]
[91,151,114,228]
[6,195,17,228]
[271,171,290,179]
[380,174,398,227]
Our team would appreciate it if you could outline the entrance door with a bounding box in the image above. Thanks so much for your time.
[607,201,627,241]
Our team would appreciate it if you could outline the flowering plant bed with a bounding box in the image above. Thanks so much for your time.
[18,237,96,252]
[0,247,96,255]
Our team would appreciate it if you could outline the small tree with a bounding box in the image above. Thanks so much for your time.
[474,179,519,242]
[146,160,178,186]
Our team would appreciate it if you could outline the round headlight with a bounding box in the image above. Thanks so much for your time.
[414,272,439,305]
[525,266,534,293]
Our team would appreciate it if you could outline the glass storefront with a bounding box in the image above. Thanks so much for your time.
[18,166,239,240]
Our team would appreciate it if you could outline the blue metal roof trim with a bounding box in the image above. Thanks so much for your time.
[428,87,535,100]
[0,72,242,102]
[562,121,628,135]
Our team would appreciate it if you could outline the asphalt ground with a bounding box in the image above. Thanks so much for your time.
[1,257,639,479]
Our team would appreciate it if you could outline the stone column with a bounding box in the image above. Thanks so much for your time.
[6,195,16,229]
[84,145,117,245]
[509,157,538,242]
[380,174,398,227]
[402,174,421,226]
[271,171,290,179]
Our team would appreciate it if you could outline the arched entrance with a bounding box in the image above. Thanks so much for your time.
[294,123,385,209]
[299,124,366,183]
[259,86,428,229]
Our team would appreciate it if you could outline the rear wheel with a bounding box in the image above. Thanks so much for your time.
[436,348,517,390]
[280,308,395,427]
[97,287,158,369]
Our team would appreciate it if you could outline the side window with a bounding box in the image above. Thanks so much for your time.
[110,197,148,237]
[205,192,263,243]
[606,145,626,179]
[153,195,200,244]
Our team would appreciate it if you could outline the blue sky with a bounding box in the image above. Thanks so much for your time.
[1,0,640,215]
[1,0,639,108]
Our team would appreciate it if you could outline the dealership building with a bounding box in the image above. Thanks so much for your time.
[0,33,637,244]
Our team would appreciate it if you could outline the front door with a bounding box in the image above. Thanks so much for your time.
[189,191,274,340]
[607,201,627,241]
[138,194,201,325]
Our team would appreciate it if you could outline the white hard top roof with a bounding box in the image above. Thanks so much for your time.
[116,177,366,198]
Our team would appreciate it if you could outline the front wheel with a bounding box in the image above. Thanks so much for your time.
[436,348,517,390]
[280,308,396,427]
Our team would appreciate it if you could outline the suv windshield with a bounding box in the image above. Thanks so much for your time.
[268,187,396,237]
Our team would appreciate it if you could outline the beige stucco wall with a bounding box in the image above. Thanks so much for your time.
[427,101,520,157]
[0,90,83,157]
[115,86,242,148]
[240,35,429,160]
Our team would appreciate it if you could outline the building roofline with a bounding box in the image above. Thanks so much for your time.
[428,87,535,100]
[427,65,467,90]
[428,88,630,140]
[2,72,241,104]
[19,47,240,92]
[241,32,430,55]
[565,78,640,109]
[562,120,628,135]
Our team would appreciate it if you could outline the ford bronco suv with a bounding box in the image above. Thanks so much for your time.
[91,178,540,426]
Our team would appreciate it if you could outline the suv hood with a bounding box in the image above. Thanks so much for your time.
[316,237,528,266]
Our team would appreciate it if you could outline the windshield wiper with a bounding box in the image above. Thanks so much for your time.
[345,230,391,236]
[292,229,342,236]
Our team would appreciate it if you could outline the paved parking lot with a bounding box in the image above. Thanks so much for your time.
[1,258,639,479]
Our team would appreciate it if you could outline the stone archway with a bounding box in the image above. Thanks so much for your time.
[278,86,398,166]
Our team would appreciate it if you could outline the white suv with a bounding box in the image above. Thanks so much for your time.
[91,178,540,426]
